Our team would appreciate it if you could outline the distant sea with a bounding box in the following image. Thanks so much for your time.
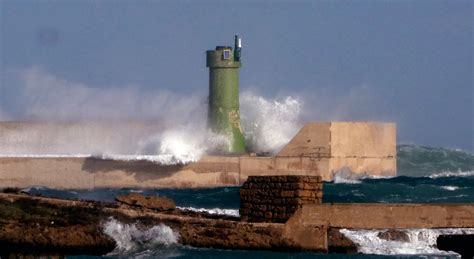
[23,144,474,258]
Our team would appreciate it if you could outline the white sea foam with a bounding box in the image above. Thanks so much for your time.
[103,217,178,254]
[332,169,363,184]
[240,91,302,154]
[177,206,240,217]
[440,186,460,191]
[333,176,362,184]
[428,171,474,179]
[340,228,474,255]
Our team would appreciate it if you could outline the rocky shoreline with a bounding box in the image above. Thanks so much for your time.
[1,174,473,257]
[0,190,356,257]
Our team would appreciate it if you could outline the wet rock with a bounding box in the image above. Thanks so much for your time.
[377,229,410,242]
[0,192,316,255]
[1,187,21,194]
[115,193,176,211]
[437,234,474,259]
[328,228,357,253]
[0,195,115,256]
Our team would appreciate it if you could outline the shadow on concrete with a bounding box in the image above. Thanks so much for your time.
[81,157,185,181]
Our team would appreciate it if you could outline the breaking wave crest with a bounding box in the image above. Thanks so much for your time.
[340,228,474,256]
[428,170,474,179]
[103,217,179,254]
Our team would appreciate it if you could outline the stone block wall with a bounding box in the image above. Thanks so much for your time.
[240,175,323,223]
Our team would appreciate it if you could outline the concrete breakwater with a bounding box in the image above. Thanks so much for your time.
[0,121,396,189]
[0,175,473,256]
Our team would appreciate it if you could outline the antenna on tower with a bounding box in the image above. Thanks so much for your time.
[234,35,242,61]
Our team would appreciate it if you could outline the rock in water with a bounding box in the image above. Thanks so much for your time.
[115,193,176,211]
[437,234,474,259]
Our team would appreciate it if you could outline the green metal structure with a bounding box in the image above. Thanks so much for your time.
[206,36,246,154]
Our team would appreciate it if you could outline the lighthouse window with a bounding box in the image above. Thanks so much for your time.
[222,50,231,60]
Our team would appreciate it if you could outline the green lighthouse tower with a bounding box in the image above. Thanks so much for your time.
[206,35,246,154]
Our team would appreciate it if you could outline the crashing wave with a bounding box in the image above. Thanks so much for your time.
[240,91,302,155]
[340,228,474,256]
[103,217,179,254]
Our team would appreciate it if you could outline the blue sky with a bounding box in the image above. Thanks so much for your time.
[0,0,472,151]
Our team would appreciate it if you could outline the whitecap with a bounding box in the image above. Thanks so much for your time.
[428,171,474,179]
[440,186,459,191]
[176,206,240,217]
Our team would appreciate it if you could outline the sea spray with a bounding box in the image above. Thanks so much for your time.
[130,126,230,165]
[240,91,302,154]
[340,228,474,256]
[101,92,304,164]
[103,217,179,254]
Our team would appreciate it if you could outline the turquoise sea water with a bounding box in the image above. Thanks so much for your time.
[24,145,474,258]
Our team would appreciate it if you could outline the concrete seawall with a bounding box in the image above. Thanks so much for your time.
[0,156,240,189]
[0,121,396,189]
[287,203,474,229]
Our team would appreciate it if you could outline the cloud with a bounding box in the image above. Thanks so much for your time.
[10,67,206,124]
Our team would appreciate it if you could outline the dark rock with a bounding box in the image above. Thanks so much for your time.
[115,193,176,211]
[377,230,410,242]
[328,228,358,253]
[2,187,21,194]
[437,234,474,259]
